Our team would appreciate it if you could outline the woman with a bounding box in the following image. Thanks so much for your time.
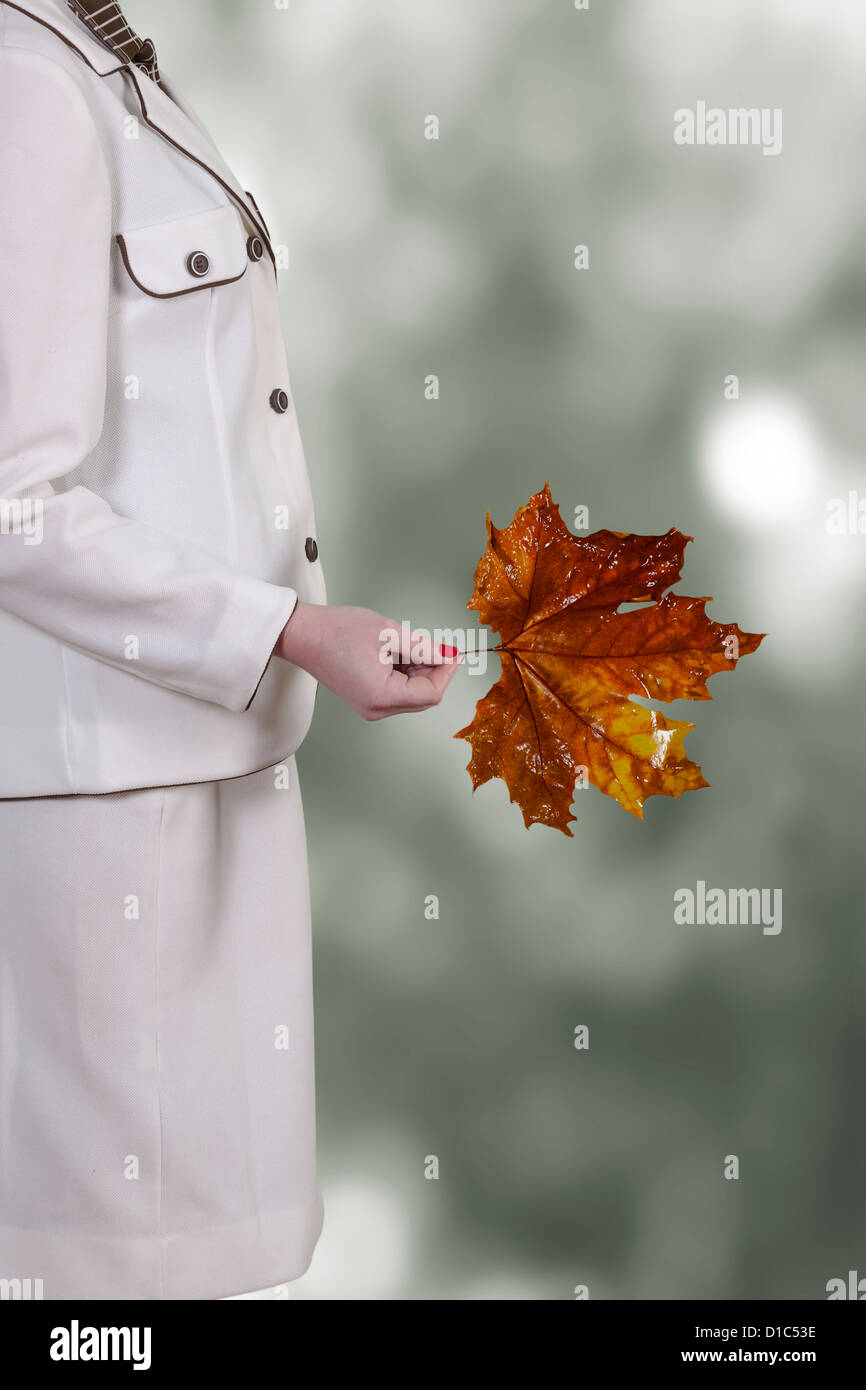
[0,0,459,1299]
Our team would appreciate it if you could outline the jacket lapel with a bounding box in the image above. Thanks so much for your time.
[122,63,275,262]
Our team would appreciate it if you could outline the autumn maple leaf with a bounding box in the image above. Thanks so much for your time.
[454,484,764,835]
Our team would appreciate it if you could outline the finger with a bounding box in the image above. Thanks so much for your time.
[392,628,433,665]
[392,662,459,705]
[392,630,463,666]
[428,661,461,693]
[394,648,463,675]
[419,642,462,665]
[405,661,460,696]
[401,662,461,689]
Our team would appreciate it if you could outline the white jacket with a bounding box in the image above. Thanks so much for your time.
[0,0,328,797]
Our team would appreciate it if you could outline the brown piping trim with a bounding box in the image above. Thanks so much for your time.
[245,189,271,240]
[244,655,275,711]
[0,1,127,73]
[124,66,278,277]
[0,751,298,801]
[115,231,247,298]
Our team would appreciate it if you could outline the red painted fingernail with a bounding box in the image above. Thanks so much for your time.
[439,644,459,657]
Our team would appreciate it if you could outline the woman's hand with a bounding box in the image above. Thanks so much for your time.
[275,601,461,720]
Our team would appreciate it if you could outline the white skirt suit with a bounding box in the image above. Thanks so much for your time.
[0,0,328,1298]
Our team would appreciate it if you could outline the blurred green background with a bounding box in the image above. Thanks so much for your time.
[128,0,866,1299]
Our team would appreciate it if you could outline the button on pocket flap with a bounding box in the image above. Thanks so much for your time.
[116,204,248,298]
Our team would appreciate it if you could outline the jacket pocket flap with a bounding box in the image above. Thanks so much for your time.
[116,204,248,298]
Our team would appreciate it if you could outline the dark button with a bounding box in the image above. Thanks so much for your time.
[186,250,210,277]
[246,235,264,262]
[269,388,290,414]
[305,536,319,563]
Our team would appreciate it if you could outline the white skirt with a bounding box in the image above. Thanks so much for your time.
[0,757,323,1300]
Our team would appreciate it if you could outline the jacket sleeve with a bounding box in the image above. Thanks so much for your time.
[0,48,298,715]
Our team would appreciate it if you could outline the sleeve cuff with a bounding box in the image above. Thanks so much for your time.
[244,590,300,710]
[194,578,301,713]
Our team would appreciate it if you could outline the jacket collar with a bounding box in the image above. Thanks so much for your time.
[2,0,275,264]
[2,0,129,74]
